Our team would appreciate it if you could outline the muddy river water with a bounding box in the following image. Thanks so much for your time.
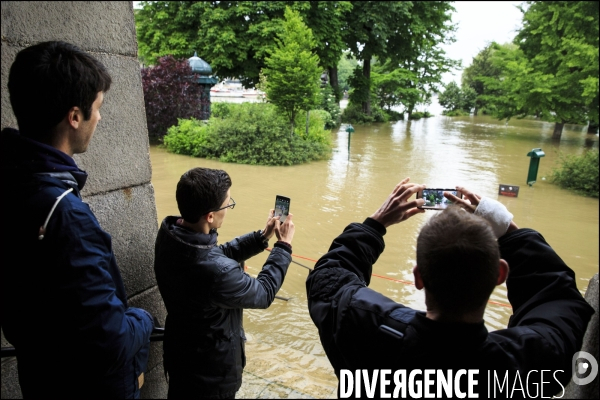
[149,114,598,397]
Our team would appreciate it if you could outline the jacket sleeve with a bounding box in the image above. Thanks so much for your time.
[305,219,391,372]
[218,231,267,263]
[211,244,292,309]
[52,202,154,376]
[495,228,594,381]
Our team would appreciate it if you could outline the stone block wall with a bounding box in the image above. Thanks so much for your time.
[1,2,166,398]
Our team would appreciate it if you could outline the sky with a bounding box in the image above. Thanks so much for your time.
[440,1,524,85]
[132,1,525,85]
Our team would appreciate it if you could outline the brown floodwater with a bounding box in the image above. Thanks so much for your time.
[149,115,598,397]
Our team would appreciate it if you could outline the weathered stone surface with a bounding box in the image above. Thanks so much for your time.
[0,356,21,399]
[73,54,153,196]
[563,273,599,399]
[85,183,159,296]
[0,1,137,56]
[128,286,168,373]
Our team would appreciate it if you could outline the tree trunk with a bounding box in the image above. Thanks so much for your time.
[362,56,371,116]
[587,121,599,134]
[306,110,310,135]
[407,104,415,120]
[290,111,295,138]
[328,66,340,102]
[552,122,565,140]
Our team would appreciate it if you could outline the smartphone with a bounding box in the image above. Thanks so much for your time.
[274,195,291,222]
[417,188,463,210]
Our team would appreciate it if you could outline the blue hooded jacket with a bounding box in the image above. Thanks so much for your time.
[1,128,154,399]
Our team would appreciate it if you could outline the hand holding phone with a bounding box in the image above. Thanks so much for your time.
[417,188,463,210]
[274,195,290,223]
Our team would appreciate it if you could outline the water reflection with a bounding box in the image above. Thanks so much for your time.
[149,114,598,397]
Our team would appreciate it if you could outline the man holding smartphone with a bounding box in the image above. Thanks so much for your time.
[306,178,593,396]
[153,167,295,399]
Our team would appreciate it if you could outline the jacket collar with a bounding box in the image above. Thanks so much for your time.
[1,127,88,189]
[411,312,489,346]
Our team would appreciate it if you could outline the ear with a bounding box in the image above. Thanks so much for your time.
[67,106,82,129]
[497,259,509,285]
[413,265,424,290]
[205,212,214,224]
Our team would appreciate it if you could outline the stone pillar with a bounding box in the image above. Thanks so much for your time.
[1,2,166,398]
[563,273,599,399]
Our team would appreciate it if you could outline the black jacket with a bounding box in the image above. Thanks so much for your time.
[154,216,292,397]
[1,128,153,398]
[306,218,594,398]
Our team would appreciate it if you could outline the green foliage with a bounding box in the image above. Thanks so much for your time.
[337,52,359,91]
[462,43,502,115]
[210,102,232,119]
[163,103,331,166]
[294,110,333,145]
[135,1,352,88]
[318,86,341,128]
[263,7,322,135]
[371,63,420,112]
[341,101,389,123]
[344,1,457,116]
[481,2,599,137]
[163,118,211,157]
[550,150,599,198]
[409,111,433,120]
[438,81,476,114]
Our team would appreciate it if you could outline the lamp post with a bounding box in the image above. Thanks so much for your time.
[188,52,218,120]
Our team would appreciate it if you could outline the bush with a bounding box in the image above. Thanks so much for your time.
[384,109,404,121]
[141,56,209,138]
[550,150,599,198]
[409,111,433,120]
[163,118,211,157]
[211,102,233,119]
[442,109,469,116]
[163,103,331,166]
[318,86,342,129]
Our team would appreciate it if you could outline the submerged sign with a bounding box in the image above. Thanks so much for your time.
[498,185,519,197]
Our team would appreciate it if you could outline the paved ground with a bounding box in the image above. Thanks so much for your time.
[237,371,337,399]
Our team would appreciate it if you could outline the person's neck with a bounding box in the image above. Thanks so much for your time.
[425,310,484,324]
[179,219,211,234]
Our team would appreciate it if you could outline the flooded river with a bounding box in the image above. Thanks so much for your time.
[149,114,598,397]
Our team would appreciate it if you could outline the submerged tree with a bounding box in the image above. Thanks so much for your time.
[263,7,321,136]
[484,1,599,139]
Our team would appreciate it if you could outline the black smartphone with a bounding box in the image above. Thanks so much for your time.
[416,188,463,210]
[274,195,291,222]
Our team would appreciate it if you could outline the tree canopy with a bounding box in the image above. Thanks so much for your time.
[135,1,351,88]
[478,1,599,139]
[263,7,321,135]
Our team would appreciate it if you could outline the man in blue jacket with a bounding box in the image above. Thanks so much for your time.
[307,178,594,398]
[1,41,154,398]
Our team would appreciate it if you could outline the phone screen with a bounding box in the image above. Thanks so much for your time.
[274,195,291,222]
[418,189,462,210]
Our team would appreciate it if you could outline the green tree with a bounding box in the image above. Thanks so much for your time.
[337,51,359,92]
[486,1,599,139]
[263,7,321,136]
[344,1,456,117]
[135,1,351,90]
[438,82,477,114]
[371,62,420,112]
[462,42,503,115]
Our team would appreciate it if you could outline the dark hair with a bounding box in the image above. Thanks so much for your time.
[176,168,232,223]
[8,41,112,138]
[416,206,500,315]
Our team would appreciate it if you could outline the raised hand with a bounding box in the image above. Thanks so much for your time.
[369,178,426,228]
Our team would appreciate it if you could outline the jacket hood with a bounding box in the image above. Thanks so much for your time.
[1,127,88,189]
